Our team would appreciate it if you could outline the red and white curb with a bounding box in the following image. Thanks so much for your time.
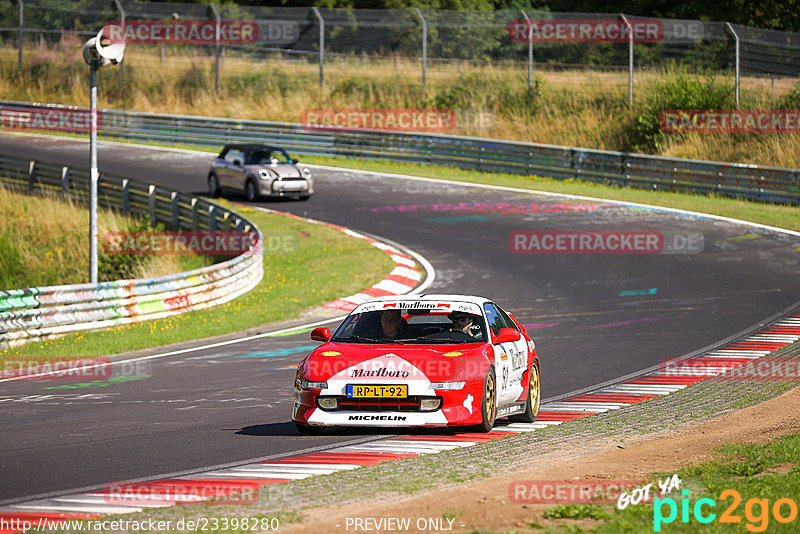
[322,231,423,312]
[245,206,428,312]
[2,313,797,529]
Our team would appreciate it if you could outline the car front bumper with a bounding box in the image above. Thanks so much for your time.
[292,382,485,427]
[261,178,312,196]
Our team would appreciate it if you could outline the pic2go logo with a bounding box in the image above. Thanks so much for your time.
[654,489,798,532]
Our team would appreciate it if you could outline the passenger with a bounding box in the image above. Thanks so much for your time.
[380,309,408,339]
[448,311,474,336]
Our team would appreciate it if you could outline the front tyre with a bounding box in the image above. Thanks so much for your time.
[245,179,258,202]
[208,174,221,198]
[295,422,324,435]
[474,367,497,433]
[509,362,540,423]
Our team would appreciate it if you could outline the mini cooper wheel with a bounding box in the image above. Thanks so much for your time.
[509,362,540,423]
[474,366,497,433]
[245,179,258,202]
[208,174,221,198]
[295,422,324,435]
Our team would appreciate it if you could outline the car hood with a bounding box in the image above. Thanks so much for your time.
[247,163,302,179]
[303,342,491,383]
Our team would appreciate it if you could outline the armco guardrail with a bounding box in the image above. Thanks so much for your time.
[2,100,797,204]
[0,152,263,348]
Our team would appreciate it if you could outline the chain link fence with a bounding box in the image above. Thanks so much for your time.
[1,2,799,101]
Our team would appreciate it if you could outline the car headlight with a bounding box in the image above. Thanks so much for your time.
[258,169,270,180]
[302,167,311,177]
[429,381,466,390]
[301,379,327,390]
[420,398,442,411]
[317,397,338,410]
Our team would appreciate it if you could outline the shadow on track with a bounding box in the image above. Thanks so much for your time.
[236,421,510,437]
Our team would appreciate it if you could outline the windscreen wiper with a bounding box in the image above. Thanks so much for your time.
[334,335,403,344]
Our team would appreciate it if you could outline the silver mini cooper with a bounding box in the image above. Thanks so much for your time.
[208,144,313,201]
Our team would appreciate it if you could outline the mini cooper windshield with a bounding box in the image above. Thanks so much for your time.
[331,309,487,344]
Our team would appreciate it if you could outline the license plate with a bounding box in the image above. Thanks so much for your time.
[280,182,305,191]
[346,384,408,398]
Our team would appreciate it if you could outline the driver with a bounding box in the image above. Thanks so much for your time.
[448,311,475,336]
[380,309,408,339]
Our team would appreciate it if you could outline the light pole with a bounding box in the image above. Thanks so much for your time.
[82,28,124,283]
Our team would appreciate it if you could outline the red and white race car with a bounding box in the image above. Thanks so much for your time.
[292,295,540,433]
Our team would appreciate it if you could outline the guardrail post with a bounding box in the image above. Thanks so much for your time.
[312,7,324,89]
[234,218,244,232]
[27,160,35,192]
[190,198,199,230]
[148,184,157,225]
[61,166,69,198]
[725,22,740,109]
[171,191,180,229]
[122,178,130,213]
[619,14,634,106]
[414,8,427,93]
[520,9,534,96]
[208,205,217,232]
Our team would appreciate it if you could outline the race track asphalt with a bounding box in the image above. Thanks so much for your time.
[1,135,798,503]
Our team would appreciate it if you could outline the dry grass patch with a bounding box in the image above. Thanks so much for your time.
[0,185,208,290]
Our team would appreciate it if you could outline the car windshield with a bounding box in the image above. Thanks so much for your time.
[330,309,486,344]
[246,149,290,165]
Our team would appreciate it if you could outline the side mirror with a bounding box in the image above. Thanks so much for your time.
[311,327,331,342]
[232,158,242,166]
[494,327,521,344]
[289,158,298,164]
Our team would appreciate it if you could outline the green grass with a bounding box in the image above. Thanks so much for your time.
[543,504,610,520]
[0,199,395,362]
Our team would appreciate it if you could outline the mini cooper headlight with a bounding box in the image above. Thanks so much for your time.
[258,169,270,180]
[302,167,311,176]
[429,381,466,390]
